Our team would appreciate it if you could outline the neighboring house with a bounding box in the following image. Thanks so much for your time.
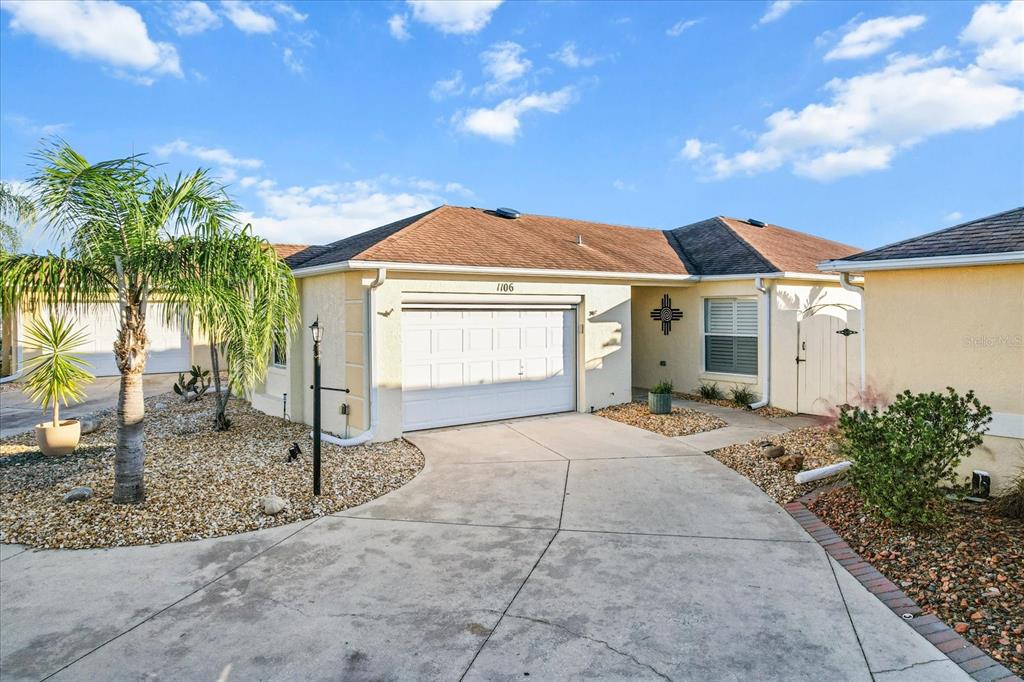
[6,301,206,378]
[252,205,861,442]
[820,207,1024,494]
[1,244,310,380]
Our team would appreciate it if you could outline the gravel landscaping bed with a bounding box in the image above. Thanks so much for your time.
[0,394,423,549]
[596,401,726,437]
[708,426,844,503]
[808,487,1024,676]
[675,392,795,418]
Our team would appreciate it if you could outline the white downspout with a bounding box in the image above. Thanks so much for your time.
[839,272,866,394]
[317,267,386,448]
[749,276,771,409]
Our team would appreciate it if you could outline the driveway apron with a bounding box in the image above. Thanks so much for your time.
[0,413,967,681]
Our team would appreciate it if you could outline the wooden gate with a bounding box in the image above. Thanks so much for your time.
[796,304,859,415]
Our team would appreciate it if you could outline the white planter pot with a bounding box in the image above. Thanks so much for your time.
[34,419,82,456]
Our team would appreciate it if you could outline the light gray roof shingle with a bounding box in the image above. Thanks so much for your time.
[844,207,1024,262]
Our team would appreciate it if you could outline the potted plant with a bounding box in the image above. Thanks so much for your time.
[22,314,94,456]
[648,380,673,415]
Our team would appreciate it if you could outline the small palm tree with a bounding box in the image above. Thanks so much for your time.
[22,314,94,428]
[1,141,298,502]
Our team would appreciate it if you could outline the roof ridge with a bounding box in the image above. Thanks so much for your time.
[447,205,662,233]
[353,204,450,259]
[662,229,700,275]
[849,205,1024,260]
[715,216,779,272]
[720,216,858,251]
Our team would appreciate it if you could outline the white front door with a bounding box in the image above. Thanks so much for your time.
[401,308,577,431]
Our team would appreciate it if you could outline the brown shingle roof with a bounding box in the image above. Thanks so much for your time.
[299,206,691,275]
[290,206,858,277]
[271,243,310,261]
[718,218,861,273]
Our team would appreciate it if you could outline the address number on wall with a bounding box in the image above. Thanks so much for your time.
[496,282,515,292]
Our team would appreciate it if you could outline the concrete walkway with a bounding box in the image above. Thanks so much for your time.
[0,374,177,437]
[672,396,826,451]
[0,413,967,681]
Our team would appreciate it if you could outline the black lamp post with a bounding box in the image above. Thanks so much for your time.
[310,317,323,496]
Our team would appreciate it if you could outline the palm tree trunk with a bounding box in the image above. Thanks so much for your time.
[113,305,147,504]
[52,399,59,428]
[210,342,230,430]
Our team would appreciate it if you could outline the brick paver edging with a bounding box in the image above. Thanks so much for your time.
[785,499,1022,682]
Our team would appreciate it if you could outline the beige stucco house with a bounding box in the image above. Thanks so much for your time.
[820,207,1024,493]
[252,205,861,444]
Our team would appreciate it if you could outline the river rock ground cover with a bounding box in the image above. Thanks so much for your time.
[0,394,423,549]
[596,401,726,437]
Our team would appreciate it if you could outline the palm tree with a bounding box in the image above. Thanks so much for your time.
[1,182,37,376]
[1,142,298,503]
[0,181,35,254]
[173,227,298,430]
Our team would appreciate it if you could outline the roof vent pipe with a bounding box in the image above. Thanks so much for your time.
[496,207,521,219]
[747,218,766,228]
[576,234,584,246]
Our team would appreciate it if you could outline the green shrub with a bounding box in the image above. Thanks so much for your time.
[839,388,992,526]
[993,466,1024,520]
[729,385,757,406]
[650,380,673,395]
[698,382,724,400]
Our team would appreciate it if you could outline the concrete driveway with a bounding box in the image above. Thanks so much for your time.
[0,413,967,681]
[0,374,176,437]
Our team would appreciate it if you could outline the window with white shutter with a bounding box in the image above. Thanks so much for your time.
[703,298,758,375]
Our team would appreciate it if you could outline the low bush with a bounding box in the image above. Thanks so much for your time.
[838,387,992,526]
[993,466,1024,520]
[729,385,757,406]
[650,380,673,395]
[697,382,723,400]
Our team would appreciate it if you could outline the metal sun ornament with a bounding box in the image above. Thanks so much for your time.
[650,294,683,335]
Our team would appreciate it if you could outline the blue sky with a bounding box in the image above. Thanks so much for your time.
[1,0,1022,253]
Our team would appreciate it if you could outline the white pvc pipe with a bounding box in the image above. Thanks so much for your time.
[839,272,866,394]
[794,461,852,485]
[749,276,772,409]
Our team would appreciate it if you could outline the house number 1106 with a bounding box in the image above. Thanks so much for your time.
[496,282,514,292]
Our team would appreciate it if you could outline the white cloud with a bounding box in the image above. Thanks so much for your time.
[793,145,894,180]
[679,138,704,160]
[238,175,473,244]
[612,179,636,192]
[270,2,306,22]
[480,41,531,94]
[282,47,303,73]
[551,41,601,68]
[825,15,926,61]
[961,1,1024,79]
[388,13,411,41]
[944,211,964,223]
[154,139,263,169]
[456,87,574,143]
[407,0,502,35]
[171,1,221,35]
[686,6,1024,182]
[430,70,465,100]
[221,0,276,34]
[5,114,70,137]
[759,1,801,25]
[2,0,182,80]
[666,19,701,37]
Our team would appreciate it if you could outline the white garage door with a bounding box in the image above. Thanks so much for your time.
[29,303,191,377]
[402,308,577,431]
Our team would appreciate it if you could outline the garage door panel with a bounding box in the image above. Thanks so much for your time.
[401,308,576,431]
[30,303,189,376]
